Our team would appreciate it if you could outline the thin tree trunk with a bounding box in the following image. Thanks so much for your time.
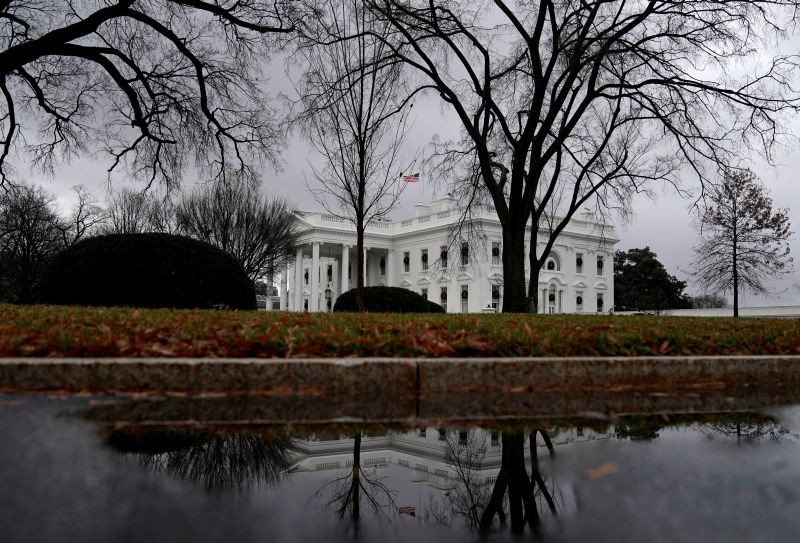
[356,224,365,312]
[733,225,739,318]
[352,433,361,523]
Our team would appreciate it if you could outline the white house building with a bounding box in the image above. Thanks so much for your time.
[279,197,617,313]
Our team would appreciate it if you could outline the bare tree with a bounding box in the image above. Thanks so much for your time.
[59,185,106,246]
[295,0,417,311]
[691,294,729,309]
[440,429,492,529]
[102,187,157,234]
[176,180,298,284]
[0,0,296,191]
[692,170,792,317]
[362,0,800,312]
[0,183,64,302]
[314,434,396,537]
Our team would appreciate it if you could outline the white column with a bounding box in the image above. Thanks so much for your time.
[279,267,288,310]
[311,242,320,312]
[387,249,395,287]
[294,247,303,312]
[363,247,368,287]
[341,244,349,294]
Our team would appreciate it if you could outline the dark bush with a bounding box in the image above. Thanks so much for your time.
[333,286,445,313]
[39,233,255,309]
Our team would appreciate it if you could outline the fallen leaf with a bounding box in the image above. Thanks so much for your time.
[584,461,618,480]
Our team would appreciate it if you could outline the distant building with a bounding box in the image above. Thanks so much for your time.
[278,197,617,313]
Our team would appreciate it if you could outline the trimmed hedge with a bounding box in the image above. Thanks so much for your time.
[39,233,255,310]
[334,286,445,313]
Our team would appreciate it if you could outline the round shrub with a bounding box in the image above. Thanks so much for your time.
[39,233,255,310]
[333,286,445,313]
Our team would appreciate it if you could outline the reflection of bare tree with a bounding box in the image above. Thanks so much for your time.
[480,429,558,534]
[441,429,491,529]
[700,420,789,444]
[110,429,292,491]
[315,434,396,536]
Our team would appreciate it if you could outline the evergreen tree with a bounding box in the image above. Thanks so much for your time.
[614,247,692,312]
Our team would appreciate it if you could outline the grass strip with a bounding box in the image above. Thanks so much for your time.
[0,304,798,358]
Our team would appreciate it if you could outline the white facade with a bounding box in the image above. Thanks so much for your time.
[280,198,617,313]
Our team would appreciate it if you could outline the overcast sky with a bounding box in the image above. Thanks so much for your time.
[22,42,800,308]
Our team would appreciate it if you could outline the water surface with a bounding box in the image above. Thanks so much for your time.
[2,394,800,542]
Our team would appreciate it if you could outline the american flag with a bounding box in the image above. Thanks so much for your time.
[401,172,420,182]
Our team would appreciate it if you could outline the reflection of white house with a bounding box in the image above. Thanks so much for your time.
[278,197,617,313]
[288,426,614,491]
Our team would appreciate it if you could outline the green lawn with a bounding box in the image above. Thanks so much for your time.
[0,304,798,358]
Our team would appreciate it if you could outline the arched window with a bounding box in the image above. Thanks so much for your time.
[545,252,561,271]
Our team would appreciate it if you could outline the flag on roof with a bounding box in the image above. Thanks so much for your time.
[401,173,420,182]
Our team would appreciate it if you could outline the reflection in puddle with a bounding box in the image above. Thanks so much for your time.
[109,430,292,490]
[105,423,625,536]
[5,394,800,542]
[100,412,800,538]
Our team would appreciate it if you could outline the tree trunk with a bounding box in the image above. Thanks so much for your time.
[356,224,365,312]
[732,227,739,318]
[527,260,542,314]
[501,222,528,313]
[352,433,361,523]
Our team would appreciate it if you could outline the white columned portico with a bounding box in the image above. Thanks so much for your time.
[294,247,303,311]
[279,267,288,310]
[341,244,349,295]
[311,242,320,311]
[387,249,395,286]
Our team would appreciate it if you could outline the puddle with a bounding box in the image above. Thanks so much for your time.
[2,394,800,542]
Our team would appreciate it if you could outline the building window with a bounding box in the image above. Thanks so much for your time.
[303,299,308,312]
[421,249,428,271]
[492,242,501,265]
[438,428,446,441]
[459,431,468,445]
[491,431,499,447]
[403,251,410,273]
[379,256,386,276]
[327,264,333,283]
[597,292,604,313]
[576,253,584,274]
[460,243,469,266]
[545,253,560,271]
[597,256,604,276]
[576,292,584,313]
[304,268,309,285]
[418,428,427,438]
[421,288,428,301]
[460,285,469,313]
[348,263,351,280]
[440,287,448,312]
[491,284,501,311]
[440,246,448,270]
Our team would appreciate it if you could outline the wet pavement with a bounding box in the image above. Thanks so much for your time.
[3,394,800,542]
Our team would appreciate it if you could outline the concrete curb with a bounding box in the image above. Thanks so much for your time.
[0,358,417,395]
[1,356,800,395]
